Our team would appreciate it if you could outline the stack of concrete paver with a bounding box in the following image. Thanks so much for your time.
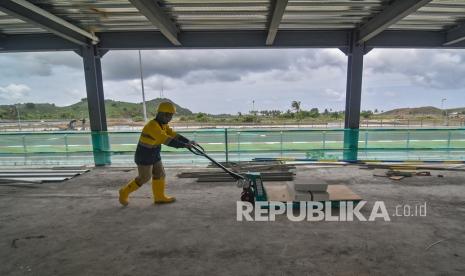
[293,174,329,201]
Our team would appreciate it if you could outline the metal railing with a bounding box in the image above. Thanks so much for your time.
[1,128,464,166]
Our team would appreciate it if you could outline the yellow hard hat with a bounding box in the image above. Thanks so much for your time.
[157,102,176,114]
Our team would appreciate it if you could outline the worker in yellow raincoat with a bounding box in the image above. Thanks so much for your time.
[118,102,195,205]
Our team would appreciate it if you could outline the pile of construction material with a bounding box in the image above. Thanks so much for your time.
[364,162,465,180]
[177,161,295,182]
[0,168,89,184]
[292,172,329,201]
[374,169,433,180]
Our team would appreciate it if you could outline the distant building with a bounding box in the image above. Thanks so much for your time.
[448,112,460,118]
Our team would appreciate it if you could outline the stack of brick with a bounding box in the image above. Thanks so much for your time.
[293,175,329,202]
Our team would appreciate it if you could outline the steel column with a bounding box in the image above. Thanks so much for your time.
[343,33,365,161]
[81,45,111,166]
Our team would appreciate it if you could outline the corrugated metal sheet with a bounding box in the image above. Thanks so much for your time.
[0,0,464,34]
[0,168,89,184]
[281,0,387,30]
[27,0,158,32]
[0,9,46,34]
[390,0,465,30]
[164,0,270,30]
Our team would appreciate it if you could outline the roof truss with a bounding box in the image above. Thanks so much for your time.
[266,0,288,46]
[444,21,465,46]
[0,0,98,46]
[128,0,180,46]
[357,0,433,44]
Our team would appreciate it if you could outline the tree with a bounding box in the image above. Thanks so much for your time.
[309,108,319,118]
[331,112,340,119]
[324,108,329,116]
[196,112,208,122]
[361,110,374,119]
[25,103,35,109]
[291,101,301,113]
[241,115,257,123]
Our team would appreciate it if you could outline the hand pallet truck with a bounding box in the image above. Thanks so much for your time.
[188,144,267,203]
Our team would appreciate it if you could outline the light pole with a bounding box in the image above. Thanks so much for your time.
[441,98,447,126]
[252,100,256,124]
[15,104,22,131]
[138,50,148,122]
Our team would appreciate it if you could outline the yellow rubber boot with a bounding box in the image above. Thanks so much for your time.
[152,178,175,204]
[118,179,140,206]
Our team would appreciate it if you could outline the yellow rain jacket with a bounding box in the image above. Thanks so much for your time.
[135,119,189,165]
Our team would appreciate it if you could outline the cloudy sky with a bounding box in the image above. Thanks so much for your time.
[0,48,464,114]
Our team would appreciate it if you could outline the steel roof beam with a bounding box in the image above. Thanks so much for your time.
[2,30,465,53]
[366,30,465,48]
[266,0,288,46]
[98,30,349,50]
[357,0,432,44]
[0,33,79,52]
[0,0,98,46]
[444,22,465,46]
[128,0,180,46]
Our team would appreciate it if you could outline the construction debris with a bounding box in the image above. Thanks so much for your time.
[374,169,433,180]
[362,163,465,172]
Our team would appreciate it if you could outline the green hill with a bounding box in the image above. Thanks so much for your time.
[446,107,465,114]
[0,98,192,120]
[380,106,443,117]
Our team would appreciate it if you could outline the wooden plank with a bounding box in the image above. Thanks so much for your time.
[327,185,362,201]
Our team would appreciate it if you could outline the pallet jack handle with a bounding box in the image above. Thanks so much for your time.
[187,144,245,181]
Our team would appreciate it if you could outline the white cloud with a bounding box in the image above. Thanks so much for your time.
[323,88,345,102]
[365,49,465,89]
[1,48,465,113]
[0,84,31,102]
[383,91,397,97]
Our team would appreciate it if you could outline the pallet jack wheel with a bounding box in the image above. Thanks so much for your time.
[241,187,255,204]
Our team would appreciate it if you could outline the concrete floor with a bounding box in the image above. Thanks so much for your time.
[0,165,464,275]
